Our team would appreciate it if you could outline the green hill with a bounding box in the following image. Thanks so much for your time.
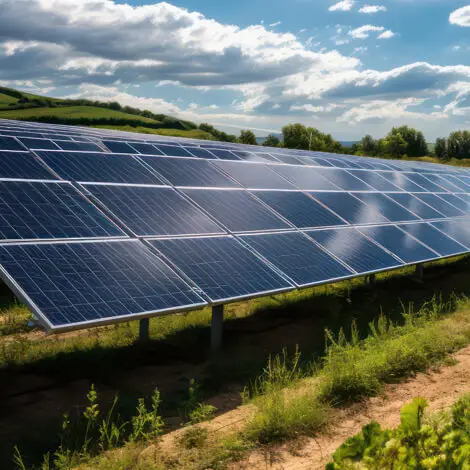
[0,87,214,140]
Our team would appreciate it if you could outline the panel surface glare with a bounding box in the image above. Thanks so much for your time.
[149,236,292,302]
[314,168,372,191]
[254,191,347,229]
[212,161,295,190]
[0,181,124,240]
[353,193,419,222]
[36,151,163,184]
[398,223,467,257]
[54,141,104,152]
[240,231,354,287]
[182,189,291,232]
[272,165,339,190]
[0,151,57,180]
[381,172,426,192]
[0,240,205,329]
[140,156,240,188]
[414,194,464,217]
[387,193,445,220]
[437,194,470,214]
[86,184,224,237]
[358,225,438,264]
[347,170,402,192]
[310,192,388,225]
[307,227,402,274]
[431,219,470,249]
[403,173,447,192]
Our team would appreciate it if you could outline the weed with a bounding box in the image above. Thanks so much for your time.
[178,426,209,450]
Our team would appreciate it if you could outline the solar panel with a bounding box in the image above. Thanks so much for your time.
[54,141,105,152]
[0,136,24,151]
[381,172,426,192]
[403,173,447,192]
[18,138,60,150]
[272,165,340,191]
[387,193,445,220]
[128,142,164,156]
[240,231,354,287]
[358,225,438,264]
[85,184,225,237]
[450,176,470,192]
[431,219,470,249]
[253,191,347,229]
[313,168,373,191]
[352,193,419,222]
[212,161,295,190]
[423,174,463,192]
[181,189,291,233]
[0,151,57,180]
[307,227,402,274]
[139,156,240,188]
[347,170,402,192]
[438,193,470,214]
[186,147,218,159]
[209,149,240,161]
[310,192,388,225]
[0,181,124,240]
[230,151,271,163]
[399,222,467,257]
[153,144,194,158]
[272,155,306,166]
[35,151,163,184]
[149,236,292,302]
[0,240,205,330]
[414,194,464,217]
[102,140,138,153]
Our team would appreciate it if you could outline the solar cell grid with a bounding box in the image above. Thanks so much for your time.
[102,140,138,154]
[272,165,340,191]
[54,141,105,152]
[352,193,419,222]
[0,151,57,180]
[153,144,194,158]
[128,142,164,155]
[18,138,60,150]
[0,136,24,151]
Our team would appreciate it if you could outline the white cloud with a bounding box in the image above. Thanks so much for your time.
[359,5,387,14]
[378,30,396,39]
[450,6,470,27]
[349,25,384,39]
[269,21,282,27]
[329,0,355,12]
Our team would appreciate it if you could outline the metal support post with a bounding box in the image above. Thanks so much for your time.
[366,274,376,286]
[211,304,224,351]
[139,317,150,341]
[415,263,424,281]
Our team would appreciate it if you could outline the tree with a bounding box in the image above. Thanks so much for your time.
[238,130,258,145]
[435,138,447,160]
[281,123,342,152]
[360,134,378,155]
[382,133,408,158]
[447,131,470,159]
[389,126,428,157]
[262,134,281,148]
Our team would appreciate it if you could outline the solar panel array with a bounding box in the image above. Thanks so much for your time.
[1,118,470,332]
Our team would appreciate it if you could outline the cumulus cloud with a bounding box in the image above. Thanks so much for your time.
[359,5,387,14]
[329,1,355,12]
[349,25,385,39]
[449,6,470,27]
[378,30,396,39]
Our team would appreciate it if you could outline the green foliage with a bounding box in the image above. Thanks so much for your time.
[327,394,470,469]
[178,426,209,450]
[282,123,342,152]
[199,122,237,142]
[188,403,217,425]
[238,129,258,145]
[262,134,281,147]
[129,389,164,442]
[435,137,448,160]
[448,130,470,160]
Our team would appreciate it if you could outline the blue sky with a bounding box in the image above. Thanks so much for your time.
[0,0,469,140]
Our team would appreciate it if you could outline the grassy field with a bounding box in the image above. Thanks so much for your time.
[0,92,18,107]
[93,125,214,140]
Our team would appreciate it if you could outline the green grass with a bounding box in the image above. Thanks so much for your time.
[0,106,160,123]
[0,92,18,107]
[93,125,214,140]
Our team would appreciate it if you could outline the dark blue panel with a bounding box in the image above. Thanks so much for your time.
[43,134,73,141]
[182,189,291,232]
[359,225,437,264]
[273,166,339,191]
[254,191,347,229]
[431,219,470,249]
[240,232,354,287]
[0,136,24,151]
[0,151,56,180]
[36,151,163,184]
[209,149,241,161]
[307,227,402,274]
[54,141,104,152]
[399,223,467,257]
[129,142,164,155]
[404,173,447,192]
[102,141,138,153]
[153,144,194,158]
[140,156,240,188]
[347,170,402,192]
[451,176,470,192]
[438,194,470,214]
[86,185,224,237]
[309,157,334,167]
[18,138,60,150]
[0,130,45,139]
[423,174,463,192]
[0,240,204,329]
[353,193,419,222]
[0,181,124,240]
[149,236,292,301]
[271,155,306,166]
[310,192,388,225]
[252,153,280,163]
[314,168,372,191]
[414,194,464,217]
[186,147,217,159]
[230,151,272,163]
[213,161,295,190]
[380,172,426,192]
[387,193,445,220]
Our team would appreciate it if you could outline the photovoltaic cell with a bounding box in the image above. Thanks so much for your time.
[450,176,470,192]
[139,156,240,188]
[209,149,240,161]
[387,193,445,220]
[102,140,138,154]
[182,189,291,232]
[347,170,402,192]
[403,173,447,192]
[36,151,163,184]
[149,236,292,301]
[310,192,388,225]
[18,138,60,150]
[314,168,372,191]
[272,165,339,191]
[153,144,194,158]
[423,174,463,192]
[399,223,467,257]
[0,151,57,180]
[414,194,464,217]
[54,141,105,152]
[85,184,224,237]
[437,193,470,214]
[307,227,402,274]
[431,219,470,249]
[0,181,124,240]
[254,191,346,229]
[0,240,205,329]
[0,136,24,151]
[129,142,164,155]
[240,231,354,287]
[186,147,217,159]
[352,193,419,222]
[272,155,306,166]
[358,225,438,264]
[381,172,426,192]
[212,161,295,190]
